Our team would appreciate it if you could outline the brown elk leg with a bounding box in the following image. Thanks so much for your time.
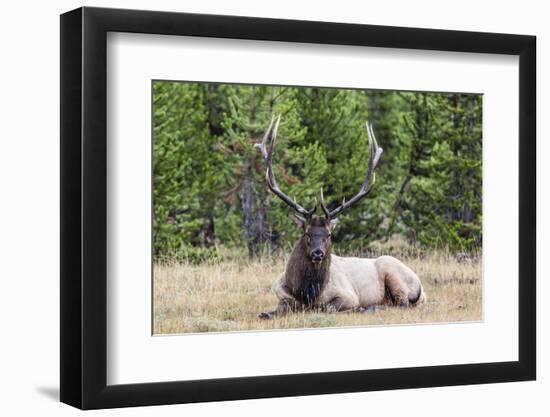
[258,299,296,319]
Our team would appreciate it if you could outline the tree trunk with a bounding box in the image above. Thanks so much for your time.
[240,174,268,258]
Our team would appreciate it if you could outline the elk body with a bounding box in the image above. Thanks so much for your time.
[256,117,425,319]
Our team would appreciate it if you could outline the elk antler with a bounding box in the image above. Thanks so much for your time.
[320,122,383,219]
[255,116,316,218]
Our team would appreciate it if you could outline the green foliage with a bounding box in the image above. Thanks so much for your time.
[152,82,483,258]
[393,93,482,251]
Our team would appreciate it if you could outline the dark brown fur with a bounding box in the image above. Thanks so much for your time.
[285,217,333,308]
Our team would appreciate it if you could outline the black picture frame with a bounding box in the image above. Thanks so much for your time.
[60,6,536,410]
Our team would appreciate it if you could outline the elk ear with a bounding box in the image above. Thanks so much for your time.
[329,218,339,230]
[291,214,307,229]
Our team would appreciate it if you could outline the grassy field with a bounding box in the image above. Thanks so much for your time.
[153,243,482,335]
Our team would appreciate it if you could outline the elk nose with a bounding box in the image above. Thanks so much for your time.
[312,249,324,259]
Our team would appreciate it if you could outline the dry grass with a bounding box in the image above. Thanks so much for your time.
[153,243,482,335]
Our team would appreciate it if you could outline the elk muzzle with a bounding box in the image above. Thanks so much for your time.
[311,248,325,263]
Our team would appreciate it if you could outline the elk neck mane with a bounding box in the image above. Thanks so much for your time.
[285,237,331,307]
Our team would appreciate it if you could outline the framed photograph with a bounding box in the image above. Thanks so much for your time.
[60,6,536,409]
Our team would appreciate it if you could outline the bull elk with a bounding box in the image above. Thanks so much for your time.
[256,116,425,319]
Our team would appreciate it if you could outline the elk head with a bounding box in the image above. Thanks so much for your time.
[255,116,383,264]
